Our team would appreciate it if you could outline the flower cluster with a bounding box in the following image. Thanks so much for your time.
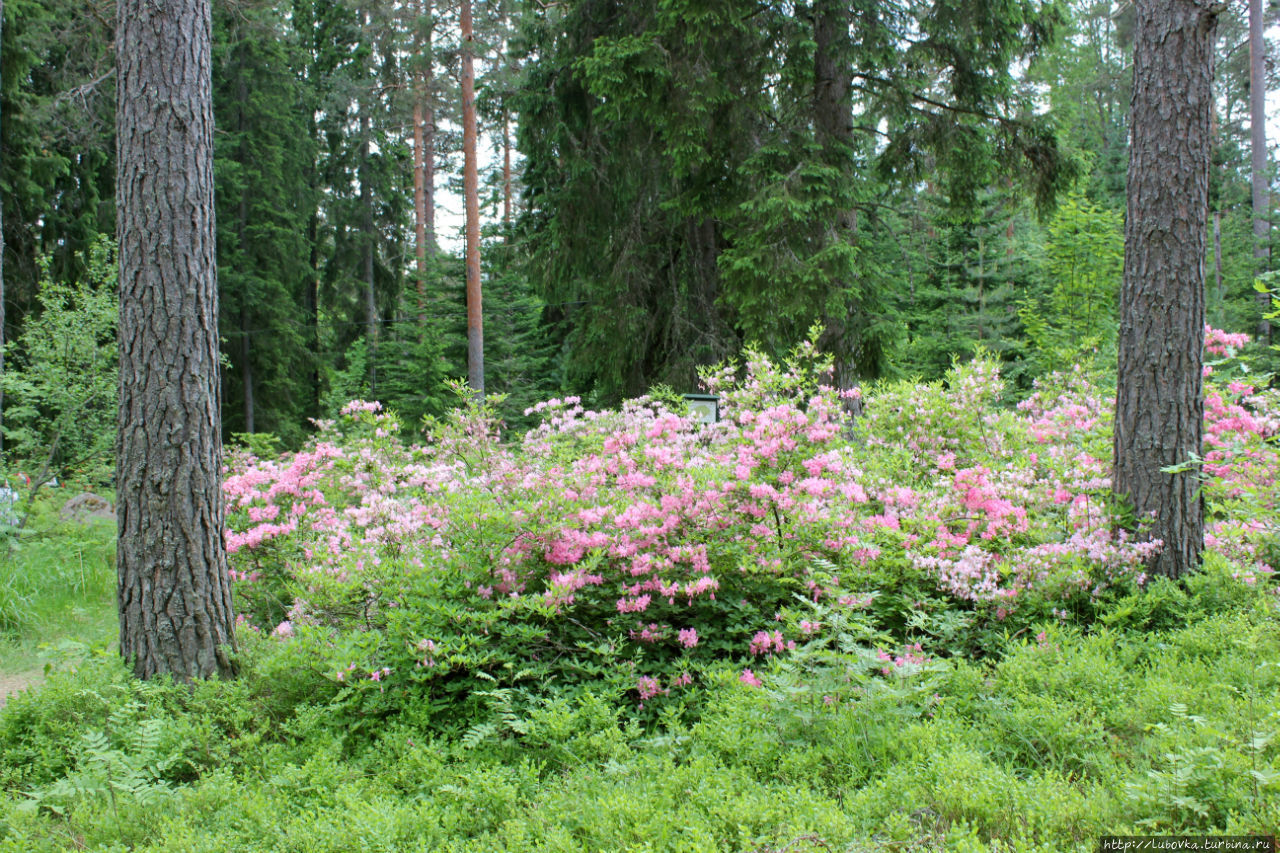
[222,336,1277,707]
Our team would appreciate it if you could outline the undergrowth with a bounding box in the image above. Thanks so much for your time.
[1,346,1278,850]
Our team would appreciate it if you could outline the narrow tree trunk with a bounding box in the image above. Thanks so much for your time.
[976,231,986,341]
[359,30,378,392]
[498,0,513,235]
[412,0,434,323]
[1006,215,1015,290]
[414,96,427,302]
[240,308,255,434]
[302,47,323,420]
[364,205,377,392]
[116,0,237,680]
[1114,0,1218,579]
[306,213,321,416]
[423,10,435,254]
[1213,209,1224,327]
[1250,0,1270,341]
[236,59,254,435]
[503,106,513,235]
[461,0,483,397]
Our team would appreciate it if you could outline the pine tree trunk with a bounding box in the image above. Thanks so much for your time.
[359,39,378,392]
[1249,0,1270,341]
[1,0,6,458]
[300,26,323,421]
[424,10,435,254]
[500,1,513,235]
[461,0,483,397]
[1213,209,1224,326]
[412,0,434,323]
[503,106,512,235]
[976,232,986,341]
[240,307,255,434]
[116,0,237,680]
[306,212,321,416]
[236,65,255,435]
[414,95,428,289]
[1114,0,1218,580]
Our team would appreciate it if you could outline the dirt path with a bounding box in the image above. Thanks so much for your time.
[0,670,44,708]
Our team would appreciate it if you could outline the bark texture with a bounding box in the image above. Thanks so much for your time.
[116,0,237,680]
[1,0,6,457]
[1249,0,1271,340]
[461,0,483,397]
[1114,0,1218,579]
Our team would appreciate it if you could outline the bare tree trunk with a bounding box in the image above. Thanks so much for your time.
[1213,209,1224,326]
[236,62,254,434]
[976,231,986,341]
[1250,0,1271,341]
[1114,0,1218,580]
[462,0,483,397]
[423,6,435,255]
[240,309,254,434]
[503,106,512,235]
[1212,105,1225,328]
[306,213,321,415]
[813,0,862,403]
[412,0,434,323]
[413,98,427,298]
[359,10,378,392]
[1,0,6,458]
[116,0,237,680]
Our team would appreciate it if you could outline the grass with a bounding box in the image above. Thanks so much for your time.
[0,597,1277,851]
[0,496,117,674]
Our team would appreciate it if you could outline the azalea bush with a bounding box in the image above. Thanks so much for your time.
[221,334,1279,725]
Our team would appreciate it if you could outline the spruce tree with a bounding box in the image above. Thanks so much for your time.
[517,0,1071,401]
[214,0,317,445]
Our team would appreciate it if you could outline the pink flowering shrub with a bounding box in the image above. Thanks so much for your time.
[224,335,1277,721]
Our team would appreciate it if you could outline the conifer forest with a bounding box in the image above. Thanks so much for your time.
[1,0,1279,849]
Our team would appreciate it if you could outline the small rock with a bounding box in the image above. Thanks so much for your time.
[60,492,116,524]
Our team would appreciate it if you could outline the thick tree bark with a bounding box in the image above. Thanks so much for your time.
[116,0,237,680]
[462,0,483,397]
[1114,0,1218,579]
[1249,0,1270,341]
[1,0,6,457]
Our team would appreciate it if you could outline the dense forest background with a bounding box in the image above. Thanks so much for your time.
[1,0,1277,473]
